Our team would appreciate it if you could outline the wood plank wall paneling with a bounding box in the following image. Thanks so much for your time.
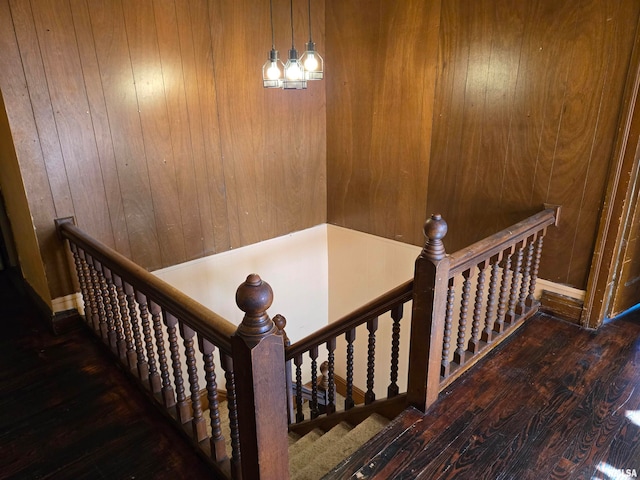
[326,0,440,246]
[424,0,639,289]
[0,0,326,299]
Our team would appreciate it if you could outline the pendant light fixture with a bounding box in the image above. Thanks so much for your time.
[262,0,283,88]
[299,0,323,80]
[283,0,307,89]
[262,0,323,90]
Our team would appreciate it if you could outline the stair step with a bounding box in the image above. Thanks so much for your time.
[323,407,424,479]
[288,428,323,459]
[290,414,390,480]
[289,422,352,474]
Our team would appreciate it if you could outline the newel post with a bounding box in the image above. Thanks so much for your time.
[407,214,450,412]
[231,274,289,480]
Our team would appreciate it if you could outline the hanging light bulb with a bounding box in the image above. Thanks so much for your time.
[262,0,283,88]
[283,0,307,89]
[263,49,283,88]
[299,0,323,80]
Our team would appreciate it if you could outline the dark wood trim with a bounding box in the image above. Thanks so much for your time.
[448,207,559,276]
[540,290,583,325]
[583,14,640,328]
[9,267,82,334]
[56,219,236,353]
[51,309,83,335]
[286,280,413,359]
[334,375,366,406]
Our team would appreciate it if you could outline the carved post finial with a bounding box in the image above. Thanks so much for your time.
[422,214,448,260]
[235,274,276,339]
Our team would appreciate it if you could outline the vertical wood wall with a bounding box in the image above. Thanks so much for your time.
[0,0,326,299]
[327,0,640,290]
[326,0,441,247]
[428,0,639,289]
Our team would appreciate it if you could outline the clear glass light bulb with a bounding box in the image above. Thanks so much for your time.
[286,63,302,80]
[267,62,281,80]
[304,53,318,72]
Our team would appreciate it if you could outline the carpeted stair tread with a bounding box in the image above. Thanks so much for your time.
[289,422,352,475]
[291,414,390,480]
[288,428,323,459]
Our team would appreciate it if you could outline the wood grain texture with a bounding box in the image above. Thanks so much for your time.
[0,0,326,298]
[0,270,216,479]
[427,0,640,289]
[329,311,640,479]
[326,0,440,246]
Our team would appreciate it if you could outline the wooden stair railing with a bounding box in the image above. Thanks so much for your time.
[55,218,289,480]
[284,206,559,436]
[56,205,559,479]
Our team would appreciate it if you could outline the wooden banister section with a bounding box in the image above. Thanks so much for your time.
[232,274,289,480]
[56,218,236,353]
[55,205,559,478]
[287,280,413,358]
[407,213,450,411]
[448,207,559,276]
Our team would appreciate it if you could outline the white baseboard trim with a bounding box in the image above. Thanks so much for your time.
[534,279,585,301]
[52,292,83,314]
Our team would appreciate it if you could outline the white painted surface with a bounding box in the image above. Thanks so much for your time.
[153,224,329,343]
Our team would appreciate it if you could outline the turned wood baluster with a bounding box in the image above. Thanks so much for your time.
[124,284,149,380]
[164,312,190,424]
[135,292,160,393]
[388,304,403,398]
[441,277,455,378]
[69,244,91,321]
[103,267,125,357]
[326,338,336,414]
[527,231,546,307]
[454,269,472,365]
[309,347,319,419]
[199,337,227,464]
[506,242,524,324]
[114,275,137,368]
[232,274,288,479]
[518,236,535,313]
[78,250,99,331]
[365,317,378,405]
[221,353,241,479]
[481,254,502,343]
[273,314,293,423]
[294,354,304,422]
[468,262,486,354]
[181,324,206,442]
[149,301,174,404]
[494,246,513,334]
[345,328,356,410]
[408,214,450,411]
[94,261,117,351]
[87,255,108,343]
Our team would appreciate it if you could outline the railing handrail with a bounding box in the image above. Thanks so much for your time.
[448,208,558,276]
[57,219,236,353]
[285,279,414,359]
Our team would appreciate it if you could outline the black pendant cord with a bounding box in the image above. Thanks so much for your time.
[307,0,313,42]
[269,0,276,50]
[290,0,295,49]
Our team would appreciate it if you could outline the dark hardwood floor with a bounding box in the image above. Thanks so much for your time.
[0,269,215,479]
[3,264,640,479]
[331,308,640,479]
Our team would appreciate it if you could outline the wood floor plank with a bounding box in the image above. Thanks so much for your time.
[0,270,216,479]
[336,312,640,479]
